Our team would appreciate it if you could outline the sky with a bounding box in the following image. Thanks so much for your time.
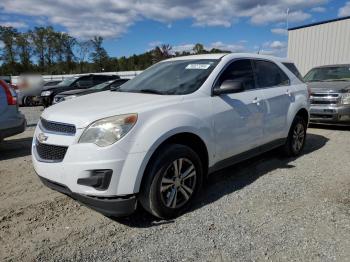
[0,0,350,58]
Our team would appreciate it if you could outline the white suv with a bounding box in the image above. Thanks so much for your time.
[32,53,309,218]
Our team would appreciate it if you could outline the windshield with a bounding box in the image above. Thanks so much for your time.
[117,59,219,95]
[58,77,78,86]
[304,66,350,82]
[89,81,113,90]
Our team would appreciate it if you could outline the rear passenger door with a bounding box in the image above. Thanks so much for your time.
[212,59,265,161]
[252,60,293,143]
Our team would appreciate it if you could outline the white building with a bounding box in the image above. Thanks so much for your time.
[288,16,350,75]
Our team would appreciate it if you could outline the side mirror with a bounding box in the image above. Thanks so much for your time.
[213,79,244,95]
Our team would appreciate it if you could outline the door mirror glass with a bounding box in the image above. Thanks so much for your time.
[213,80,244,95]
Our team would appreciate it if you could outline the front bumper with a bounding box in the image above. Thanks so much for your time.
[39,175,137,216]
[310,105,350,125]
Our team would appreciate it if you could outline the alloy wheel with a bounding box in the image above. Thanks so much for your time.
[292,123,305,153]
[160,158,197,209]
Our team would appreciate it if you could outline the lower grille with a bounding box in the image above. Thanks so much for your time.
[35,140,68,162]
[310,114,333,119]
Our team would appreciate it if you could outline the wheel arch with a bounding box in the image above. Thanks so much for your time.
[295,107,309,124]
[135,131,210,193]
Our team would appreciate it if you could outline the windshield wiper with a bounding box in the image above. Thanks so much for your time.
[138,89,164,95]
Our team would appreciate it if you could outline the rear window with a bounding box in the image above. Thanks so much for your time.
[283,63,304,82]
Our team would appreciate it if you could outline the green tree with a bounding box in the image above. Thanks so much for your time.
[30,27,47,69]
[0,26,18,73]
[193,43,205,54]
[90,36,109,72]
[16,33,32,71]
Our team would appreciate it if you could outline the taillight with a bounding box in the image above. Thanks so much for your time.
[0,80,17,105]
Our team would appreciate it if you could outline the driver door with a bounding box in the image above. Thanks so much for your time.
[211,59,265,163]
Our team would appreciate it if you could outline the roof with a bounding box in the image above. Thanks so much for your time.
[288,16,350,31]
[166,53,228,61]
[165,53,292,63]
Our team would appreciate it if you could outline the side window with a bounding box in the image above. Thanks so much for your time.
[217,59,255,90]
[283,62,304,82]
[76,76,93,87]
[92,75,107,84]
[253,60,290,88]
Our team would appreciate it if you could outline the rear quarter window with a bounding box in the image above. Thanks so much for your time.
[283,63,304,82]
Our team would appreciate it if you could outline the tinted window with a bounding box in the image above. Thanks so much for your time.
[93,75,119,84]
[283,62,303,81]
[76,76,93,87]
[254,60,290,88]
[217,59,255,90]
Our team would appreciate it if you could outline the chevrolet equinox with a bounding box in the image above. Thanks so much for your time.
[32,53,310,219]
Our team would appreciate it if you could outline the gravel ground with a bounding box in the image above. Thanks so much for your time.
[0,107,350,261]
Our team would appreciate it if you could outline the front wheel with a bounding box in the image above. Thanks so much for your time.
[282,115,307,157]
[139,144,203,219]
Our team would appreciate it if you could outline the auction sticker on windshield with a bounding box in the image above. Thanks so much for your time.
[185,64,211,70]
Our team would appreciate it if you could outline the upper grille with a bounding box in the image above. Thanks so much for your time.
[35,140,68,162]
[310,92,341,105]
[40,118,76,135]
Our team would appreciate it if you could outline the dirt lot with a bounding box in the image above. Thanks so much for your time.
[1,107,350,261]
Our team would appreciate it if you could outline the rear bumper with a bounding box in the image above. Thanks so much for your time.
[310,105,350,125]
[0,115,26,139]
[39,176,137,217]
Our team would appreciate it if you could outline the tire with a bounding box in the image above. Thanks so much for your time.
[23,97,29,107]
[282,115,307,157]
[139,144,203,219]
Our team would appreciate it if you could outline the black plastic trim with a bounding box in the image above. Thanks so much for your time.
[38,176,137,217]
[209,138,286,173]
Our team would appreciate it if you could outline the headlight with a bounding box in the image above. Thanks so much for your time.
[41,90,53,96]
[65,95,77,100]
[79,114,137,147]
[341,93,350,105]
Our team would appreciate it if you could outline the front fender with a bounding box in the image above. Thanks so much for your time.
[116,111,214,194]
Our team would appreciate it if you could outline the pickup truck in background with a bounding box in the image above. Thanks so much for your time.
[306,64,350,125]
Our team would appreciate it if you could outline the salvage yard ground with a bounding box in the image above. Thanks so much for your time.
[0,107,350,261]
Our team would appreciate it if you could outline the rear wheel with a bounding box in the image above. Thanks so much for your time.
[283,115,307,157]
[139,144,203,219]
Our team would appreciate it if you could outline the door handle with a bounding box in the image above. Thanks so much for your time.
[252,97,260,106]
[286,89,292,96]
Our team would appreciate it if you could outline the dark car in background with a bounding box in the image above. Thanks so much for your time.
[53,78,129,104]
[306,64,350,125]
[41,74,120,107]
[18,80,62,106]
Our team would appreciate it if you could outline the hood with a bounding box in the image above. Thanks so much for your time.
[41,91,183,128]
[56,89,87,96]
[308,81,350,93]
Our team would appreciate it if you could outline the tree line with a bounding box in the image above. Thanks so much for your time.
[0,26,230,75]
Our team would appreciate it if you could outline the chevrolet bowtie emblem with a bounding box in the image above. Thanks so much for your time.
[38,133,48,143]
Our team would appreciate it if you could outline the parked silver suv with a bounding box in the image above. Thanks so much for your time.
[306,65,350,125]
[0,80,26,141]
